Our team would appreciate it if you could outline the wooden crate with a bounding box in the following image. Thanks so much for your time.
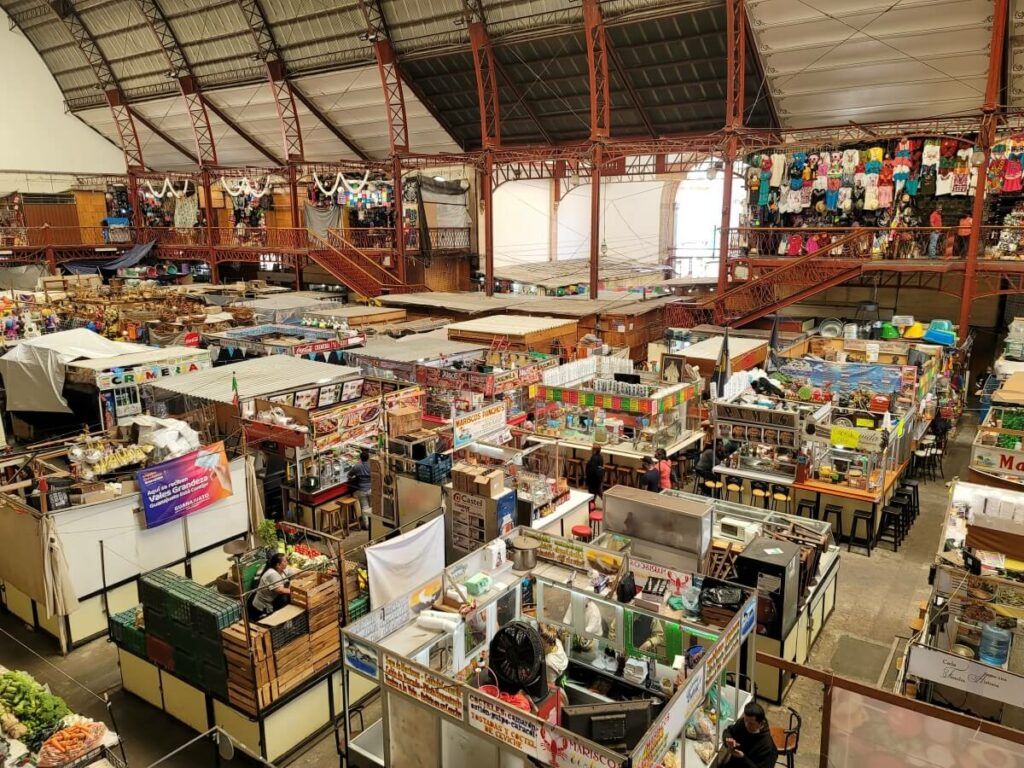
[273,635,310,674]
[309,624,340,670]
[222,622,276,714]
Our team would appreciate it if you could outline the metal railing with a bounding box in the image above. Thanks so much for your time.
[730,226,966,261]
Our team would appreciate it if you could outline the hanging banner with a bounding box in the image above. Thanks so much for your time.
[907,644,1024,708]
[453,402,507,449]
[137,442,233,528]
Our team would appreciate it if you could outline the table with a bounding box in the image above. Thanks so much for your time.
[531,489,594,536]
[794,464,906,539]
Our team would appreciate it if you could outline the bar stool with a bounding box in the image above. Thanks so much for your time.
[848,509,875,556]
[571,524,592,543]
[822,504,844,539]
[566,458,584,487]
[321,500,344,536]
[877,505,904,551]
[589,509,604,538]
[892,491,914,535]
[911,448,932,480]
[929,445,945,479]
[750,481,770,508]
[724,476,744,504]
[703,475,724,499]
[900,480,920,520]
[338,496,361,535]
[796,499,817,520]
[630,466,646,489]
[771,484,793,515]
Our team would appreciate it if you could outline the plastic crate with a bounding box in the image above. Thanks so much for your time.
[189,594,242,639]
[268,611,309,649]
[164,580,203,624]
[202,661,228,698]
[192,633,225,666]
[143,608,173,643]
[173,648,203,685]
[139,569,183,612]
[109,608,148,658]
[146,634,175,671]
[347,594,369,621]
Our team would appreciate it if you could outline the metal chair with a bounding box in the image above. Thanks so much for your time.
[750,481,770,508]
[771,707,802,768]
[796,499,817,520]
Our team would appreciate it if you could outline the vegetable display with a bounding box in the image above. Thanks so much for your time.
[0,671,71,751]
[37,722,107,767]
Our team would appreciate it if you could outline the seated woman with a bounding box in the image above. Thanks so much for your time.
[249,553,294,620]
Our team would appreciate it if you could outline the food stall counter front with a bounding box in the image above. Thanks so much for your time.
[908,481,1024,724]
[340,527,759,768]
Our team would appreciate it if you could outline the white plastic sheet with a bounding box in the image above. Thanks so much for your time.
[365,515,445,608]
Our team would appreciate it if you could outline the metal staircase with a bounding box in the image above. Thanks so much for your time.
[665,230,871,328]
[307,230,427,297]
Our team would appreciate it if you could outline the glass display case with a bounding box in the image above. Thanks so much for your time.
[810,445,882,491]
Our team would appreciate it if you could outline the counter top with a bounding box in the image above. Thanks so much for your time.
[526,430,703,460]
[531,489,593,530]
[712,464,794,486]
[794,464,905,504]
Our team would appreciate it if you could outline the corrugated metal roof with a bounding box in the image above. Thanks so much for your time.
[494,258,667,288]
[446,314,578,335]
[350,336,487,363]
[150,355,360,403]
[378,291,530,314]
[67,345,209,372]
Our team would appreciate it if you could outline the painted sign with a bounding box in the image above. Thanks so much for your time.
[137,442,233,528]
[453,402,507,449]
[907,644,1024,708]
[632,664,705,768]
[778,359,917,400]
[382,653,464,720]
[94,356,211,389]
[971,444,1024,481]
[702,604,746,688]
[713,402,799,429]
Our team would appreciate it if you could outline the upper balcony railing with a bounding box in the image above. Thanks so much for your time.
[728,226,980,261]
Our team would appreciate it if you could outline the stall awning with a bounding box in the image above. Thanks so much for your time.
[63,261,105,275]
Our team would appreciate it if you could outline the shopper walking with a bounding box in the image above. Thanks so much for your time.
[585,444,604,499]
[641,457,662,493]
[957,214,972,257]
[928,206,943,257]
[352,450,373,530]
[654,447,677,490]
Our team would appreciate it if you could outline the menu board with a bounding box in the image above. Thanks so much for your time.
[632,665,705,768]
[382,653,464,720]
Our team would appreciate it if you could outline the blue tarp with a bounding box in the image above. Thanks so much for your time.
[100,240,156,271]
[63,261,105,275]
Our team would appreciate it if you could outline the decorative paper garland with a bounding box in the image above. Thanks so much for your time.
[312,171,370,197]
[220,176,272,199]
[144,179,190,199]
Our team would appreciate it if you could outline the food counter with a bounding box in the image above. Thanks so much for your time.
[341,526,759,768]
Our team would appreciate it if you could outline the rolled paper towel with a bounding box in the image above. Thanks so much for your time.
[416,614,461,632]
[420,610,466,624]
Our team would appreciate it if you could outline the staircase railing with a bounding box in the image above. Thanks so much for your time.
[326,228,400,286]
[307,233,388,297]
[667,229,873,328]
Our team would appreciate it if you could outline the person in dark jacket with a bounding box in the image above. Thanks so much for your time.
[722,702,778,768]
[641,457,662,493]
[585,444,604,497]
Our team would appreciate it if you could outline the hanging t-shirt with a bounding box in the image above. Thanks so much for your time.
[825,188,839,210]
[951,171,970,196]
[1004,158,1023,192]
[877,185,894,209]
[922,140,941,168]
[838,187,853,211]
[757,171,772,206]
[769,154,787,187]
[935,172,954,196]
[842,149,860,172]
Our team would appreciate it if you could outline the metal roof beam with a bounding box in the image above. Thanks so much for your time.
[290,85,370,160]
[607,42,655,137]
[356,0,410,154]
[234,0,305,162]
[202,98,284,165]
[464,1,501,148]
[44,0,146,170]
[130,0,218,166]
[129,107,199,165]
[582,0,610,140]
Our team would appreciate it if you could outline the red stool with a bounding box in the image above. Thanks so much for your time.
[571,524,592,542]
[589,510,604,538]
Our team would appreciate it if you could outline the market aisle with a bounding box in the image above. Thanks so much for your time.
[774,414,978,768]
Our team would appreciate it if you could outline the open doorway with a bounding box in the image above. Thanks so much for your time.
[672,165,745,277]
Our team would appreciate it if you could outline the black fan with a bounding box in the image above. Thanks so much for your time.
[489,621,547,699]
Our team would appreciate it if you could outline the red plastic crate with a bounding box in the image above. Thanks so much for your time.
[146,634,175,672]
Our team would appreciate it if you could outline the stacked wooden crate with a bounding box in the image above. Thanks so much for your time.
[273,634,312,695]
[222,622,275,716]
[292,573,341,673]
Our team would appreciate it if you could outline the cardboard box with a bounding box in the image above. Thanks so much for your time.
[387,406,422,437]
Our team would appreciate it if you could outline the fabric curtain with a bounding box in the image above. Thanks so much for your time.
[42,514,79,619]
[365,515,445,607]
[245,455,264,540]
[304,203,340,239]
[174,195,198,228]
[659,180,680,268]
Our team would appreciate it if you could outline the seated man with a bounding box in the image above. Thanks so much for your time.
[721,702,778,768]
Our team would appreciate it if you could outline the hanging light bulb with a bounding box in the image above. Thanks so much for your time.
[601,241,608,256]
[706,162,721,181]
[971,149,986,167]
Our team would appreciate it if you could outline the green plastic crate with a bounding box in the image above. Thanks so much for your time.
[173,648,203,685]
[139,569,183,613]
[347,595,369,621]
[189,594,242,639]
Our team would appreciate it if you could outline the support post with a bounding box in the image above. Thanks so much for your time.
[582,0,610,141]
[718,0,746,295]
[589,145,603,300]
[126,170,143,231]
[393,156,407,284]
[288,165,301,228]
[550,178,559,263]
[483,152,495,295]
[717,140,737,294]
[201,169,218,284]
[960,0,1007,334]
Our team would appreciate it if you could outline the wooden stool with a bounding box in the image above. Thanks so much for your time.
[848,509,875,556]
[566,458,584,487]
[589,510,604,538]
[630,467,646,488]
[571,524,592,543]
[877,506,903,552]
[320,501,343,536]
[822,504,843,539]
[339,496,361,535]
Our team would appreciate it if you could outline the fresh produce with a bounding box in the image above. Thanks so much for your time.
[0,671,71,746]
[37,722,106,767]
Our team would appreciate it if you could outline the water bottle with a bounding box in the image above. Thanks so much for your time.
[978,622,1011,666]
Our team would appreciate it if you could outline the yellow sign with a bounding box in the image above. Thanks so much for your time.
[830,425,860,449]
[856,418,874,428]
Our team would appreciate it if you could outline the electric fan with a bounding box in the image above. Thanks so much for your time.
[489,621,547,699]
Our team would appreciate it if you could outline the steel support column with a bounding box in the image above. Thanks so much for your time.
[718,0,746,294]
[201,169,218,283]
[589,144,603,299]
[468,19,501,148]
[393,156,407,284]
[960,0,1008,333]
[483,152,495,295]
[582,0,611,141]
[550,178,559,262]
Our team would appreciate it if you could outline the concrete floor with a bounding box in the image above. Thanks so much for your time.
[0,417,977,768]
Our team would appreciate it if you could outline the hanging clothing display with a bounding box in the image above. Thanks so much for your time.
[173,194,198,229]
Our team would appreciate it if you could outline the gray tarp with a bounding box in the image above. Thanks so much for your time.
[304,203,340,239]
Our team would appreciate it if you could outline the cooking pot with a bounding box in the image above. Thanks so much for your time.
[509,536,540,570]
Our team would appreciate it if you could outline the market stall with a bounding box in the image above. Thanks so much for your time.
[340,525,758,768]
[344,336,487,383]
[446,315,580,355]
[107,524,350,763]
[377,292,529,322]
[971,373,1024,488]
[659,335,768,380]
[905,481,1024,725]
[202,323,365,365]
[300,304,407,330]
[228,292,342,324]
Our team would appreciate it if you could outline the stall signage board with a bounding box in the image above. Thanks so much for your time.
[95,357,211,389]
[632,665,705,768]
[137,441,233,528]
[454,402,507,449]
[416,365,494,395]
[382,653,464,720]
[971,444,1024,480]
[778,359,917,398]
[702,607,745,689]
[907,645,1024,708]
[714,402,799,429]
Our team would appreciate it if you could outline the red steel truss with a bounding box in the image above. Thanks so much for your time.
[582,0,611,141]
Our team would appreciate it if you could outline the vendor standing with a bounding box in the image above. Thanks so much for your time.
[585,444,604,498]
[352,450,373,531]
